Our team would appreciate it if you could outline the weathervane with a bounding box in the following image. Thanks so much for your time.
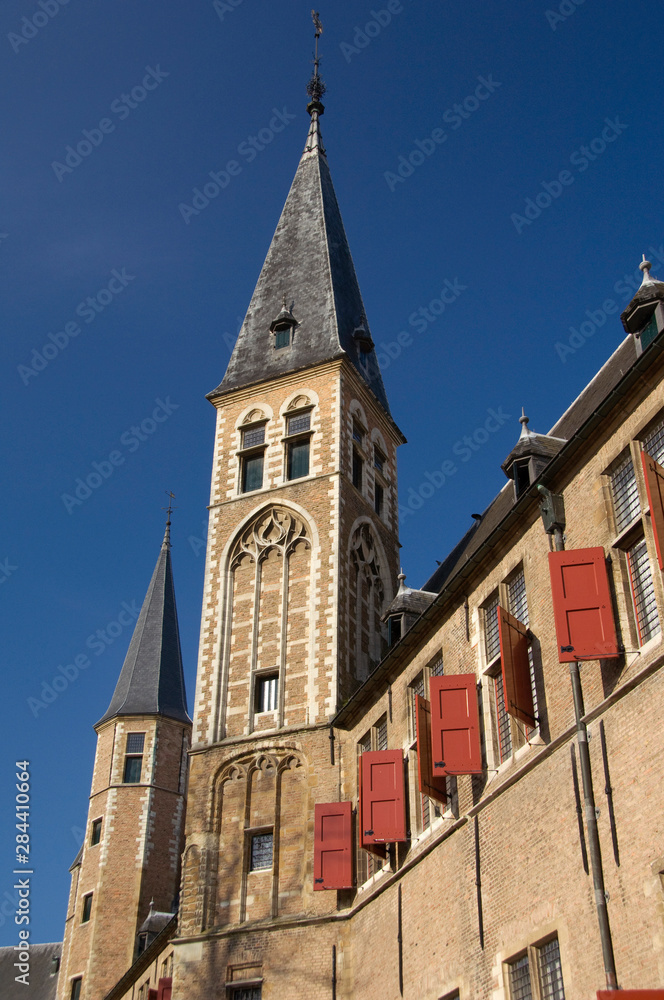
[307,11,326,106]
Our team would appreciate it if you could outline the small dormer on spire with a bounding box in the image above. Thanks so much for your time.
[621,253,664,353]
[270,296,298,349]
[502,409,566,499]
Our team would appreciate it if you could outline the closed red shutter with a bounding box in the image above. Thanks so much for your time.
[415,696,447,804]
[498,606,536,727]
[156,979,172,1000]
[548,548,619,661]
[313,802,353,890]
[597,992,664,999]
[360,750,407,845]
[642,450,664,570]
[429,675,482,776]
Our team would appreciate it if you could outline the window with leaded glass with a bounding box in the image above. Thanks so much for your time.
[352,419,364,445]
[610,452,641,533]
[375,715,388,751]
[250,833,273,871]
[508,953,532,1000]
[483,593,500,662]
[374,446,385,473]
[507,569,539,728]
[494,670,513,761]
[643,414,664,464]
[285,410,311,481]
[123,732,144,783]
[506,935,566,1000]
[627,537,661,644]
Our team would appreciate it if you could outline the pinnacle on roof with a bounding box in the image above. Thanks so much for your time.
[208,42,390,414]
[97,518,190,727]
[621,254,664,334]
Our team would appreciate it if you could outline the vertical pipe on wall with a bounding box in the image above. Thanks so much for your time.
[474,815,484,949]
[397,884,403,995]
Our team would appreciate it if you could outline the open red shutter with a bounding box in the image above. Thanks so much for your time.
[642,450,664,570]
[548,548,619,661]
[148,991,158,1000]
[156,979,172,1000]
[358,762,386,859]
[498,607,536,727]
[415,696,447,804]
[429,675,482,776]
[360,750,407,845]
[313,802,353,890]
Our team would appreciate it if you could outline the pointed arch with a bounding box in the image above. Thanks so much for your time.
[346,518,394,683]
[207,506,319,744]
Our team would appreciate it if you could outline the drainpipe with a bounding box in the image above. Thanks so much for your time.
[538,487,618,990]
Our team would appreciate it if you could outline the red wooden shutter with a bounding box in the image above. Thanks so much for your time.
[548,548,619,661]
[597,992,664,999]
[415,696,447,804]
[429,675,482,776]
[498,607,536,727]
[148,990,158,1000]
[360,750,407,845]
[156,979,172,1000]
[358,762,387,859]
[642,450,664,570]
[313,802,353,890]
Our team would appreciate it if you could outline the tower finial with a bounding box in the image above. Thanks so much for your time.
[162,491,177,547]
[306,11,326,110]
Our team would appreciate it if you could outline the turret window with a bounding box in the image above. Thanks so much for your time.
[352,449,363,490]
[81,893,93,923]
[70,979,82,1000]
[90,818,102,846]
[123,732,145,783]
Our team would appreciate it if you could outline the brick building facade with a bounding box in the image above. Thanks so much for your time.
[56,73,664,1000]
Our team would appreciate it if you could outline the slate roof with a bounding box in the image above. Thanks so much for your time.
[97,526,190,726]
[381,574,436,620]
[0,942,61,1000]
[208,105,391,414]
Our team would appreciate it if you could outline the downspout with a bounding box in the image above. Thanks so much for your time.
[539,488,618,990]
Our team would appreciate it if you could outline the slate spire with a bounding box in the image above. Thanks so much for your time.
[97,521,190,726]
[208,54,390,413]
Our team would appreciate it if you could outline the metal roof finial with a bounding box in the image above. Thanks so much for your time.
[640,253,654,285]
[519,407,531,439]
[161,491,177,547]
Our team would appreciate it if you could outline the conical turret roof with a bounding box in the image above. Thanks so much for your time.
[97,525,190,727]
[208,102,390,413]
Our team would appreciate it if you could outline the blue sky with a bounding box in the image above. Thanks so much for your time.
[1,0,663,947]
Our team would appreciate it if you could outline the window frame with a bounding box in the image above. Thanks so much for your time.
[70,978,83,1000]
[254,672,279,714]
[505,934,566,1000]
[606,439,662,650]
[284,408,313,482]
[248,830,274,872]
[90,818,102,846]
[238,422,267,494]
[81,892,93,924]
